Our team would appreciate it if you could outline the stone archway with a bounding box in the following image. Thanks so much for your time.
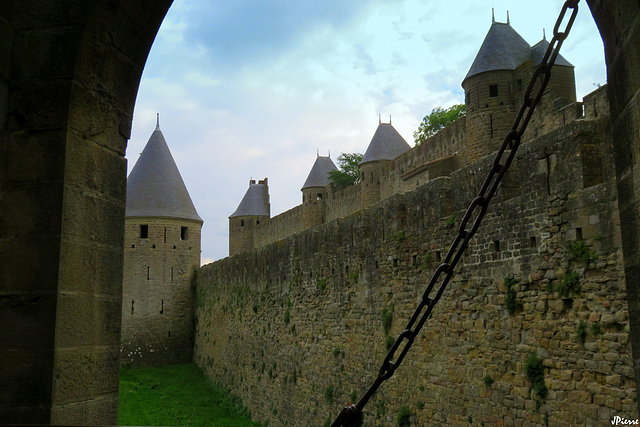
[0,1,171,424]
[0,0,638,425]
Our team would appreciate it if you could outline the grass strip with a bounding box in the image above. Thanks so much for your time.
[118,363,261,426]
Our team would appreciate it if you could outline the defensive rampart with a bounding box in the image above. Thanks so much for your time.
[195,117,637,426]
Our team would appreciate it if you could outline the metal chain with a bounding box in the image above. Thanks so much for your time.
[332,2,579,425]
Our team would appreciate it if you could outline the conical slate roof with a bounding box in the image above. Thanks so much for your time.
[464,22,531,82]
[126,123,202,222]
[229,181,269,218]
[361,123,411,165]
[301,156,338,190]
[531,39,573,68]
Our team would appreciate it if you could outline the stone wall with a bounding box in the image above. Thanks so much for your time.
[121,217,201,366]
[253,205,304,249]
[195,117,637,425]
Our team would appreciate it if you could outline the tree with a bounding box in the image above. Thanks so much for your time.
[413,104,466,145]
[328,153,363,187]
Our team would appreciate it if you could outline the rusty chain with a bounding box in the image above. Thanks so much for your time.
[332,2,579,425]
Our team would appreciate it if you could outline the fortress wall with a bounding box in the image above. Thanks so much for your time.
[195,117,636,426]
[325,182,362,222]
[253,205,304,249]
[379,118,466,200]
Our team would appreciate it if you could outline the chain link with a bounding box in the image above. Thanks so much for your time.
[332,2,579,425]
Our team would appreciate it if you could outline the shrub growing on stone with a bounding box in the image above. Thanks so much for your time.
[525,352,548,399]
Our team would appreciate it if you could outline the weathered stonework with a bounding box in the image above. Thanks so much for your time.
[121,217,201,366]
[195,117,638,425]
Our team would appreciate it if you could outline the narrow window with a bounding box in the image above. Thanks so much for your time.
[160,299,164,314]
[168,331,171,338]
[140,224,148,238]
[131,300,134,315]
[465,91,470,104]
[576,228,583,241]
[517,79,523,92]
[530,236,537,248]
[317,193,323,201]
[435,251,442,262]
[152,244,156,249]
[361,171,365,180]
[146,266,150,281]
[181,226,188,240]
[171,267,174,281]
[163,228,167,243]
[489,113,494,138]
[393,259,398,267]
[241,219,245,227]
[489,84,498,97]
[493,240,501,252]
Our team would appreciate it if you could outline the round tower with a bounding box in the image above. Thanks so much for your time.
[461,18,529,162]
[121,117,203,366]
[301,155,337,229]
[360,120,410,208]
[462,15,576,161]
[229,178,270,256]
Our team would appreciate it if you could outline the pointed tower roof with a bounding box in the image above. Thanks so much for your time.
[360,122,411,165]
[126,120,202,222]
[301,155,338,190]
[229,180,270,218]
[531,39,573,68]
[464,21,531,83]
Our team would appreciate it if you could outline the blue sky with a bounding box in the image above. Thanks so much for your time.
[126,0,607,264]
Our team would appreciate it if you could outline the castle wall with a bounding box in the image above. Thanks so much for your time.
[195,117,636,426]
[253,205,304,249]
[326,182,362,222]
[121,217,201,366]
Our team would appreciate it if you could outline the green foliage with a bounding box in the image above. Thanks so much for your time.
[324,385,335,405]
[444,215,456,227]
[414,104,466,145]
[525,353,548,399]
[382,306,394,335]
[394,230,408,242]
[324,415,332,427]
[328,153,364,187]
[416,401,425,410]
[284,309,291,325]
[483,375,494,387]
[577,321,588,344]
[504,277,518,314]
[397,405,412,426]
[468,415,473,424]
[332,347,343,358]
[385,335,396,351]
[591,322,602,337]
[349,271,360,281]
[317,278,327,291]
[557,271,580,298]
[568,240,598,263]
[423,253,432,264]
[349,390,358,404]
[118,363,260,427]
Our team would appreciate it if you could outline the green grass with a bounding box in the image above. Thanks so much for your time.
[118,363,261,426]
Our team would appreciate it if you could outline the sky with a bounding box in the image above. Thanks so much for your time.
[125,0,607,264]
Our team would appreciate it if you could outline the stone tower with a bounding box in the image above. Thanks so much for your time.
[462,16,575,162]
[360,120,410,208]
[229,179,270,256]
[121,117,203,366]
[301,155,337,228]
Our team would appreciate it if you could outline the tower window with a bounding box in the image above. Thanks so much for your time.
[160,299,164,314]
[181,226,189,240]
[140,224,149,238]
[489,84,498,97]
[164,228,167,243]
[241,219,245,227]
[146,266,150,281]
[317,193,323,201]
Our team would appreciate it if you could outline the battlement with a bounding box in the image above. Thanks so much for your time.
[228,84,610,255]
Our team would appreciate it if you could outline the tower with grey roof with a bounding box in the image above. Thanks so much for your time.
[301,155,337,228]
[360,120,411,208]
[229,178,270,256]
[462,14,575,161]
[121,117,203,366]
